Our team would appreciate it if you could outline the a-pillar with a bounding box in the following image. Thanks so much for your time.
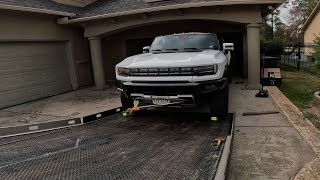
[246,23,262,90]
[89,37,106,90]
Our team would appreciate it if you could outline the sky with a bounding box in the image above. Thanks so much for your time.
[279,1,292,25]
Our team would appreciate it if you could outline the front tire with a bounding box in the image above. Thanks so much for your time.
[121,93,133,109]
[209,84,229,117]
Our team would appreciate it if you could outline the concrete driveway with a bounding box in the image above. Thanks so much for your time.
[228,83,316,179]
[0,86,121,127]
[0,81,317,179]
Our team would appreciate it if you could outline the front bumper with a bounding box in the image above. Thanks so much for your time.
[116,78,227,97]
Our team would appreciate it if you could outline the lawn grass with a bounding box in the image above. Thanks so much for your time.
[301,61,320,75]
[304,112,320,129]
[277,67,320,129]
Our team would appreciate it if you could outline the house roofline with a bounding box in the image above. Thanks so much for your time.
[300,1,320,32]
[0,3,76,17]
[58,0,284,24]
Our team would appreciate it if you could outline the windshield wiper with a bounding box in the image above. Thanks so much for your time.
[183,47,202,51]
[151,49,163,52]
[151,48,179,54]
[164,48,180,51]
[151,49,164,53]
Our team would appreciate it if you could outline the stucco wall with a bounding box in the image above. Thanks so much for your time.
[304,10,320,44]
[0,10,93,88]
[84,5,261,37]
[304,9,320,55]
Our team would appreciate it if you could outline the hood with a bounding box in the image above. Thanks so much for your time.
[116,50,225,68]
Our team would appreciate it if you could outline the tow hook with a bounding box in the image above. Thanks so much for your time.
[122,99,185,117]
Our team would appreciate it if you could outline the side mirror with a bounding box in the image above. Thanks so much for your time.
[223,43,234,51]
[143,46,150,53]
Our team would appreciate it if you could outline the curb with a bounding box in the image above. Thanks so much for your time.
[214,113,235,180]
[0,107,123,138]
[268,86,320,155]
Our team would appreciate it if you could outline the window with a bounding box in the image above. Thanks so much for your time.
[150,34,220,53]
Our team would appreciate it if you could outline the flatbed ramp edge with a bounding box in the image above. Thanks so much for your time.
[0,110,234,180]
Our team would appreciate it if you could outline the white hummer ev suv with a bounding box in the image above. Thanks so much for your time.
[116,33,234,116]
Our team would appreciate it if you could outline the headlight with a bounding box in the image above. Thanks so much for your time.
[117,67,130,76]
[193,65,218,76]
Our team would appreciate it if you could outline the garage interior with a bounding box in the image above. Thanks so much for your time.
[101,20,245,81]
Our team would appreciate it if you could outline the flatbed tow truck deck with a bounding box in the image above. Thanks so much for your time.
[0,110,233,180]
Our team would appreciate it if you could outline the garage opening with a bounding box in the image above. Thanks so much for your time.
[126,38,154,57]
[102,20,245,80]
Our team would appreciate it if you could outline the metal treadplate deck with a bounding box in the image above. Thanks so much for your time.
[0,111,232,180]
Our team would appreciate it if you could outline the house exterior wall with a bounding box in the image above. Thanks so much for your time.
[84,5,261,37]
[0,10,93,88]
[101,20,244,81]
[304,9,320,55]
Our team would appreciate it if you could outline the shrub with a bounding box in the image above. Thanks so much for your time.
[261,38,284,57]
[312,36,320,68]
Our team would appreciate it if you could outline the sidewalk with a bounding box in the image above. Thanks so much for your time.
[228,83,316,180]
[0,86,121,127]
[269,86,320,180]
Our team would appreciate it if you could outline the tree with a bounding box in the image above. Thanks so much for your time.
[312,35,320,68]
[261,8,285,56]
[288,0,318,24]
[261,9,283,41]
[261,9,283,40]
[284,0,319,43]
[274,23,286,40]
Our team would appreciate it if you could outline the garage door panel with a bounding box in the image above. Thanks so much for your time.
[0,42,72,109]
[1,83,70,108]
[0,55,67,74]
[0,64,67,77]
[0,56,65,69]
[2,82,69,99]
[0,75,70,93]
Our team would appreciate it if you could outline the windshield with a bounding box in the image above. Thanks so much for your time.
[150,34,220,53]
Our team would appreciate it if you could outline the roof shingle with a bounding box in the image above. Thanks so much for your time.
[0,0,228,18]
[0,0,83,14]
[79,0,224,18]
[0,0,282,19]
